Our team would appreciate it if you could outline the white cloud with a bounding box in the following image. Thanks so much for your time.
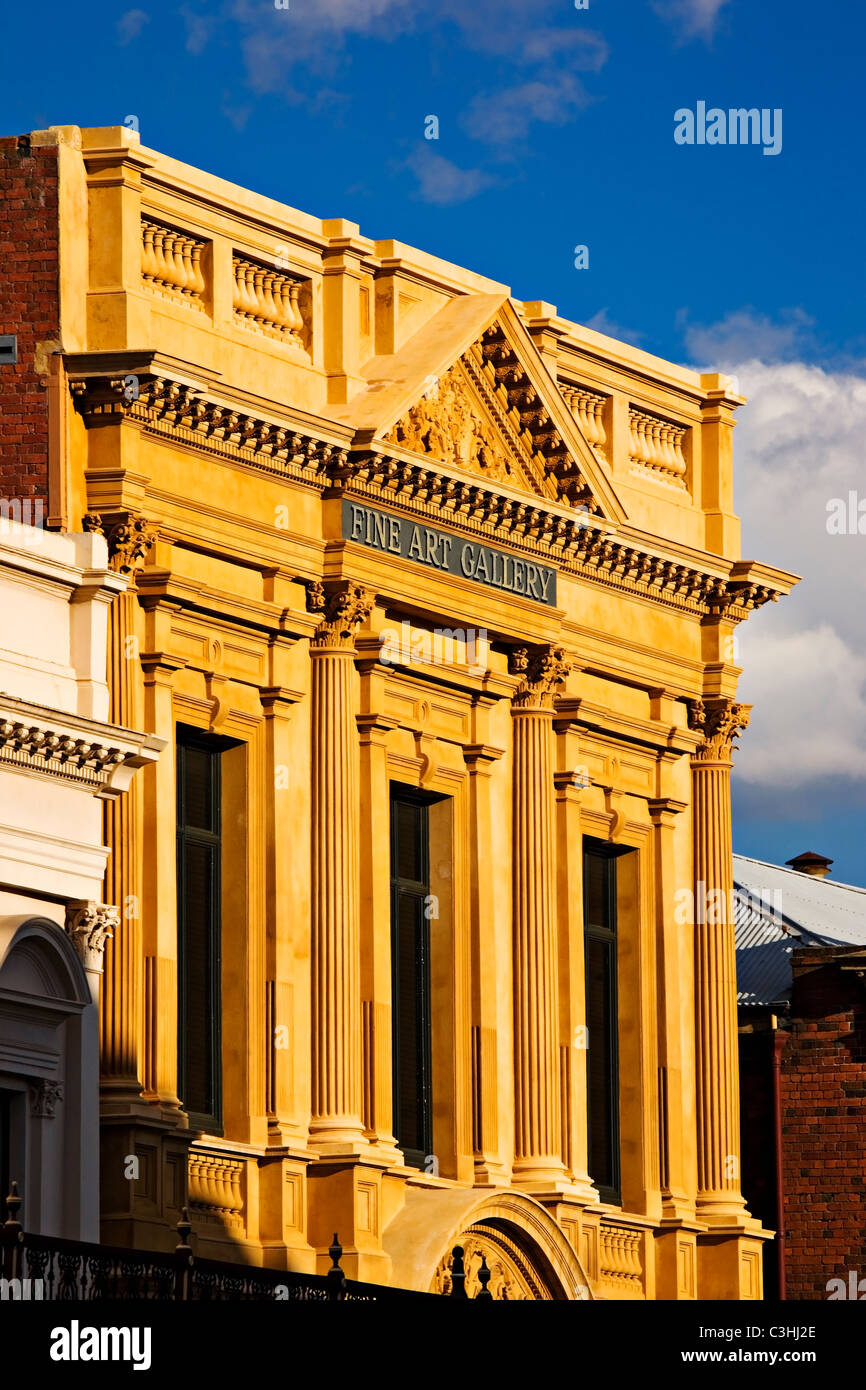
[680,307,814,367]
[651,0,731,41]
[583,308,645,346]
[461,72,593,147]
[117,8,150,44]
[405,148,497,205]
[716,357,866,807]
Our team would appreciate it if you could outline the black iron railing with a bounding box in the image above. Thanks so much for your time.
[1,1184,490,1300]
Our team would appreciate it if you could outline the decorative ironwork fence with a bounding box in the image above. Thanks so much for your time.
[1,1185,488,1301]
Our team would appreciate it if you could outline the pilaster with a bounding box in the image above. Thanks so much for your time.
[552,709,598,1205]
[306,579,372,1152]
[687,697,749,1224]
[463,728,509,1185]
[509,644,571,1189]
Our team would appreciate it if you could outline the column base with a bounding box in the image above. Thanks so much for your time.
[655,1223,703,1300]
[695,1190,750,1227]
[511,1159,584,1198]
[308,1122,402,1165]
[697,1226,770,1300]
[473,1158,512,1186]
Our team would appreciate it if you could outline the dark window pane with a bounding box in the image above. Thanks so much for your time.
[177,730,222,1130]
[584,844,620,1200]
[390,788,433,1166]
[393,799,424,885]
[585,851,606,931]
[181,744,214,831]
[586,937,614,1187]
[182,841,216,1117]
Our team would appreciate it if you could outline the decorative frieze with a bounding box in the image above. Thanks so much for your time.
[66,365,785,620]
[629,408,688,484]
[64,900,120,971]
[232,253,307,349]
[141,219,207,305]
[0,694,161,797]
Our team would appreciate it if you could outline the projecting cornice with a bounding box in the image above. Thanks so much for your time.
[0,693,164,799]
[65,352,794,622]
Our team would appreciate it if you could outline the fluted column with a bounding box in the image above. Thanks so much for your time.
[306,580,372,1150]
[82,512,156,1098]
[509,645,570,1185]
[688,697,750,1221]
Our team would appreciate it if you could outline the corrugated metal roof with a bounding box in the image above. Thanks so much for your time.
[733,854,866,1009]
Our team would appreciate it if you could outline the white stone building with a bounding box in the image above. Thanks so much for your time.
[0,518,160,1240]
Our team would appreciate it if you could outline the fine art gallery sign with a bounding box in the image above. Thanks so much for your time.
[343,500,558,607]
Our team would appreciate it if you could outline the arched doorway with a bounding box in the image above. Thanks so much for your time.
[0,917,98,1240]
[384,1187,593,1299]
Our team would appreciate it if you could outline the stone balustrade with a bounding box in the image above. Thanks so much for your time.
[232,254,305,346]
[187,1152,245,1230]
[141,219,206,303]
[561,384,608,458]
[599,1222,644,1294]
[629,407,688,482]
[139,217,309,352]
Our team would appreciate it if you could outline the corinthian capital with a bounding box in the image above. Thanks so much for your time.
[83,512,157,575]
[65,900,120,971]
[306,580,373,649]
[688,697,751,762]
[509,644,572,709]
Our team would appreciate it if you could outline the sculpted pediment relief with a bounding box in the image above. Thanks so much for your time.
[384,360,541,494]
[331,297,628,522]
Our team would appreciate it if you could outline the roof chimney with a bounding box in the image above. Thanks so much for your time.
[785,850,833,879]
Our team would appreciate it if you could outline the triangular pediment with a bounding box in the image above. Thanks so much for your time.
[328,294,628,524]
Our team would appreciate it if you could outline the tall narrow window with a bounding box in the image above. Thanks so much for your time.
[584,841,620,1202]
[390,786,433,1169]
[177,727,222,1131]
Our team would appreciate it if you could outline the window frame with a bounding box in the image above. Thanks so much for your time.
[176,725,224,1134]
[583,838,622,1205]
[389,783,436,1171]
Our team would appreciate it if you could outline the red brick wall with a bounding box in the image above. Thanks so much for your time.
[739,1029,780,1299]
[0,134,60,511]
[781,947,866,1300]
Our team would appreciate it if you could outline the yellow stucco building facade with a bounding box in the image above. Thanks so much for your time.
[31,123,796,1299]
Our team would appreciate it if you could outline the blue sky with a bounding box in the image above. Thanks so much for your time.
[4,0,865,883]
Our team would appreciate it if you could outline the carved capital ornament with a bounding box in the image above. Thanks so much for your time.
[509,644,572,709]
[688,697,751,763]
[65,900,120,971]
[83,512,158,575]
[305,580,373,649]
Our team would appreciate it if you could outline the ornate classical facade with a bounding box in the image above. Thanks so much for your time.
[0,122,798,1297]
